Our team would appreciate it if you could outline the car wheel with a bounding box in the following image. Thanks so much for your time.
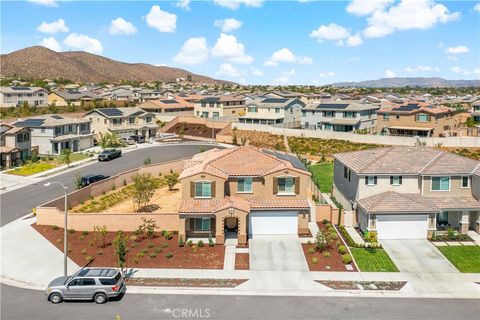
[94,293,107,304]
[49,293,63,304]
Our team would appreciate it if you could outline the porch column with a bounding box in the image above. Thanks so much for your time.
[215,216,225,245]
[475,212,480,234]
[459,211,469,234]
[178,218,186,243]
[237,213,247,245]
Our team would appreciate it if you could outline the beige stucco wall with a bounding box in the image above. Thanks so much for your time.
[358,175,420,199]
[181,172,226,199]
[422,176,473,197]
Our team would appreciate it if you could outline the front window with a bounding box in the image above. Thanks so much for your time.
[343,111,356,118]
[461,176,470,188]
[212,112,219,119]
[16,132,29,143]
[390,176,402,186]
[278,177,295,194]
[248,106,258,113]
[237,177,253,193]
[194,218,211,231]
[129,117,135,124]
[416,114,430,122]
[112,118,122,125]
[323,111,335,117]
[145,117,152,123]
[431,176,450,191]
[195,181,212,198]
[365,176,377,186]
[275,108,280,113]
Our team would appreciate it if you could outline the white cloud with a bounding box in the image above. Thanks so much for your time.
[27,0,57,7]
[405,65,440,72]
[176,0,191,11]
[474,3,480,12]
[318,72,335,78]
[145,5,177,33]
[173,37,209,65]
[363,0,460,38]
[250,66,263,76]
[273,69,296,85]
[445,45,470,54]
[211,33,254,64]
[264,48,312,66]
[216,63,244,78]
[347,0,393,16]
[451,66,472,76]
[213,0,263,10]
[37,19,69,34]
[474,69,480,76]
[310,23,351,42]
[108,18,137,35]
[385,69,396,78]
[345,34,363,47]
[63,33,103,54]
[39,37,61,51]
[214,18,242,33]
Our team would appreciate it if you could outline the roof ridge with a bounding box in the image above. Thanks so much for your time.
[358,146,395,173]
[418,149,443,174]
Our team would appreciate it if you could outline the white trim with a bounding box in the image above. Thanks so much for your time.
[430,176,451,192]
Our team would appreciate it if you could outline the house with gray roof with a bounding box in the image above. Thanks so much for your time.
[332,146,480,239]
[238,98,305,127]
[0,86,48,108]
[48,90,102,106]
[301,102,379,132]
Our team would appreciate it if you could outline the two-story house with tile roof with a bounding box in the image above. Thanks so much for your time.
[137,98,194,114]
[0,86,48,108]
[0,123,32,168]
[332,146,480,240]
[238,98,305,127]
[177,146,312,245]
[48,90,102,106]
[193,94,246,119]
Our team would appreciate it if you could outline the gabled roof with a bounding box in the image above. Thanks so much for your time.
[85,107,151,118]
[358,192,439,214]
[13,115,89,127]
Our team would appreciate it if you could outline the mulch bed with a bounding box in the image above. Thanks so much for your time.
[235,253,249,270]
[125,278,247,288]
[32,224,225,269]
[317,280,407,291]
[302,222,357,272]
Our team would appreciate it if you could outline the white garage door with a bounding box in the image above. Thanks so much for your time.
[377,215,428,240]
[248,211,298,236]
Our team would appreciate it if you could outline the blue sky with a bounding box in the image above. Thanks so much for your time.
[1,0,479,84]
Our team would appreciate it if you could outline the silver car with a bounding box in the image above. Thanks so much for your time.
[45,268,126,304]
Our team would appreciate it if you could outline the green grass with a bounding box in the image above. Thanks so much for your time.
[350,248,399,272]
[437,246,480,273]
[8,162,56,176]
[308,162,334,193]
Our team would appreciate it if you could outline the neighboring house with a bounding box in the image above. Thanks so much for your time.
[177,146,311,245]
[137,98,194,114]
[13,115,93,155]
[0,86,48,108]
[301,102,379,132]
[85,107,158,139]
[332,146,480,240]
[193,95,245,119]
[48,90,102,107]
[377,102,466,137]
[238,98,305,127]
[471,100,480,123]
[0,123,32,168]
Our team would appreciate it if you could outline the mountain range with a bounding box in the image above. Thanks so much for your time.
[330,77,480,88]
[0,46,229,84]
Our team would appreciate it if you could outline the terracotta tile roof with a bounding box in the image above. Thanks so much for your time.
[179,196,250,214]
[248,198,310,209]
[357,191,439,214]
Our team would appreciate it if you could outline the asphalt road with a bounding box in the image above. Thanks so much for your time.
[0,143,214,227]
[1,284,479,320]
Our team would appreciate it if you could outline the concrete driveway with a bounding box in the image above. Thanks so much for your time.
[381,239,459,273]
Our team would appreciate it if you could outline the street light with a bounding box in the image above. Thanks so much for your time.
[44,181,68,276]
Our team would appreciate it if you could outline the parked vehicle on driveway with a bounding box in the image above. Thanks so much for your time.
[45,268,126,304]
[81,174,109,187]
[98,149,122,161]
[129,135,146,143]
[120,137,135,145]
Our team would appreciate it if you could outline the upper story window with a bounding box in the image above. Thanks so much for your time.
[201,102,206,107]
[461,176,470,188]
[55,126,64,136]
[275,108,281,113]
[145,117,152,123]
[390,175,402,186]
[194,181,212,198]
[129,117,135,124]
[323,111,335,117]
[343,111,356,118]
[209,102,215,108]
[415,113,430,122]
[80,123,89,132]
[248,106,258,113]
[68,125,74,133]
[365,176,377,186]
[343,166,351,181]
[382,114,390,120]
[431,176,450,191]
[16,132,29,143]
[277,177,295,195]
[237,177,253,193]
[112,118,122,125]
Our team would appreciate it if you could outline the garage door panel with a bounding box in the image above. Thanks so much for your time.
[249,211,298,236]
[377,215,427,240]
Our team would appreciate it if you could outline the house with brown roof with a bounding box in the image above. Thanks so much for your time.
[193,94,246,119]
[177,146,311,245]
[0,123,33,168]
[137,98,194,114]
[332,146,480,239]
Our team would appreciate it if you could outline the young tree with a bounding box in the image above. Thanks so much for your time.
[131,173,160,212]
[315,229,331,252]
[113,230,128,270]
[61,148,72,167]
[74,172,83,189]
[94,225,108,248]
[164,172,179,191]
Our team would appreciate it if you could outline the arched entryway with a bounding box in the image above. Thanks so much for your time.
[224,216,238,239]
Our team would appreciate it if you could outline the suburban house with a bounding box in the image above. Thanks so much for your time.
[0,123,33,168]
[13,115,93,155]
[85,107,158,139]
[471,100,480,123]
[332,146,480,240]
[177,146,311,245]
[301,102,379,132]
[193,94,246,119]
[376,102,467,137]
[0,86,48,108]
[238,98,305,127]
[137,98,194,114]
[47,90,102,106]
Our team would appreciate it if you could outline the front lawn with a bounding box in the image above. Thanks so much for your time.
[437,246,480,273]
[308,162,334,193]
[7,162,56,176]
[350,248,399,272]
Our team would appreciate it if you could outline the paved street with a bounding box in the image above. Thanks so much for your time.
[0,143,214,226]
[2,284,479,320]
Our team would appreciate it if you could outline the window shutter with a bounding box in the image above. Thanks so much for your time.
[399,176,402,185]
[190,182,195,197]
[374,176,377,185]
[211,181,216,197]
[365,177,368,185]
[273,177,278,195]
[390,176,393,185]
[295,177,300,194]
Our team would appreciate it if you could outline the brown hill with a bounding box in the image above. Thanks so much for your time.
[0,46,229,84]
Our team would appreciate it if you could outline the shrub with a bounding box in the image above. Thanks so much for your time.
[342,254,353,265]
[133,258,139,264]
[330,233,339,240]
[178,235,185,247]
[81,248,87,255]
[323,252,331,259]
[86,256,94,262]
[150,252,157,258]
[197,240,204,247]
[327,227,336,234]
[52,225,59,230]
[147,242,154,248]
[154,247,162,253]
[88,240,96,247]
[338,245,347,255]
[191,246,198,253]
[338,226,356,247]
[307,240,312,244]
[447,227,456,241]
[186,240,193,247]
[79,235,85,241]
[162,242,169,248]
[322,219,329,225]
[165,252,173,259]
[164,231,172,240]
[160,230,167,236]
[136,252,144,258]
[82,230,89,236]
[325,223,332,229]
[165,172,180,191]
[68,229,75,234]
[113,231,128,269]
[315,229,330,252]
[141,218,158,239]
[208,234,214,247]
[307,248,316,255]
[141,248,148,254]
[312,257,319,264]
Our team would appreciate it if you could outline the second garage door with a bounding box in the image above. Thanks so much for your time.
[376,214,428,240]
[248,211,298,236]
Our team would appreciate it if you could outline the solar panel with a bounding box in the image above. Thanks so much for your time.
[262,98,289,103]
[11,86,31,91]
[100,108,123,116]
[262,149,308,171]
[393,104,420,112]
[51,115,63,119]
[14,119,45,127]
[315,104,349,110]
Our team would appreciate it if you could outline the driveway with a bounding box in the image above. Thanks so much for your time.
[381,239,459,273]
